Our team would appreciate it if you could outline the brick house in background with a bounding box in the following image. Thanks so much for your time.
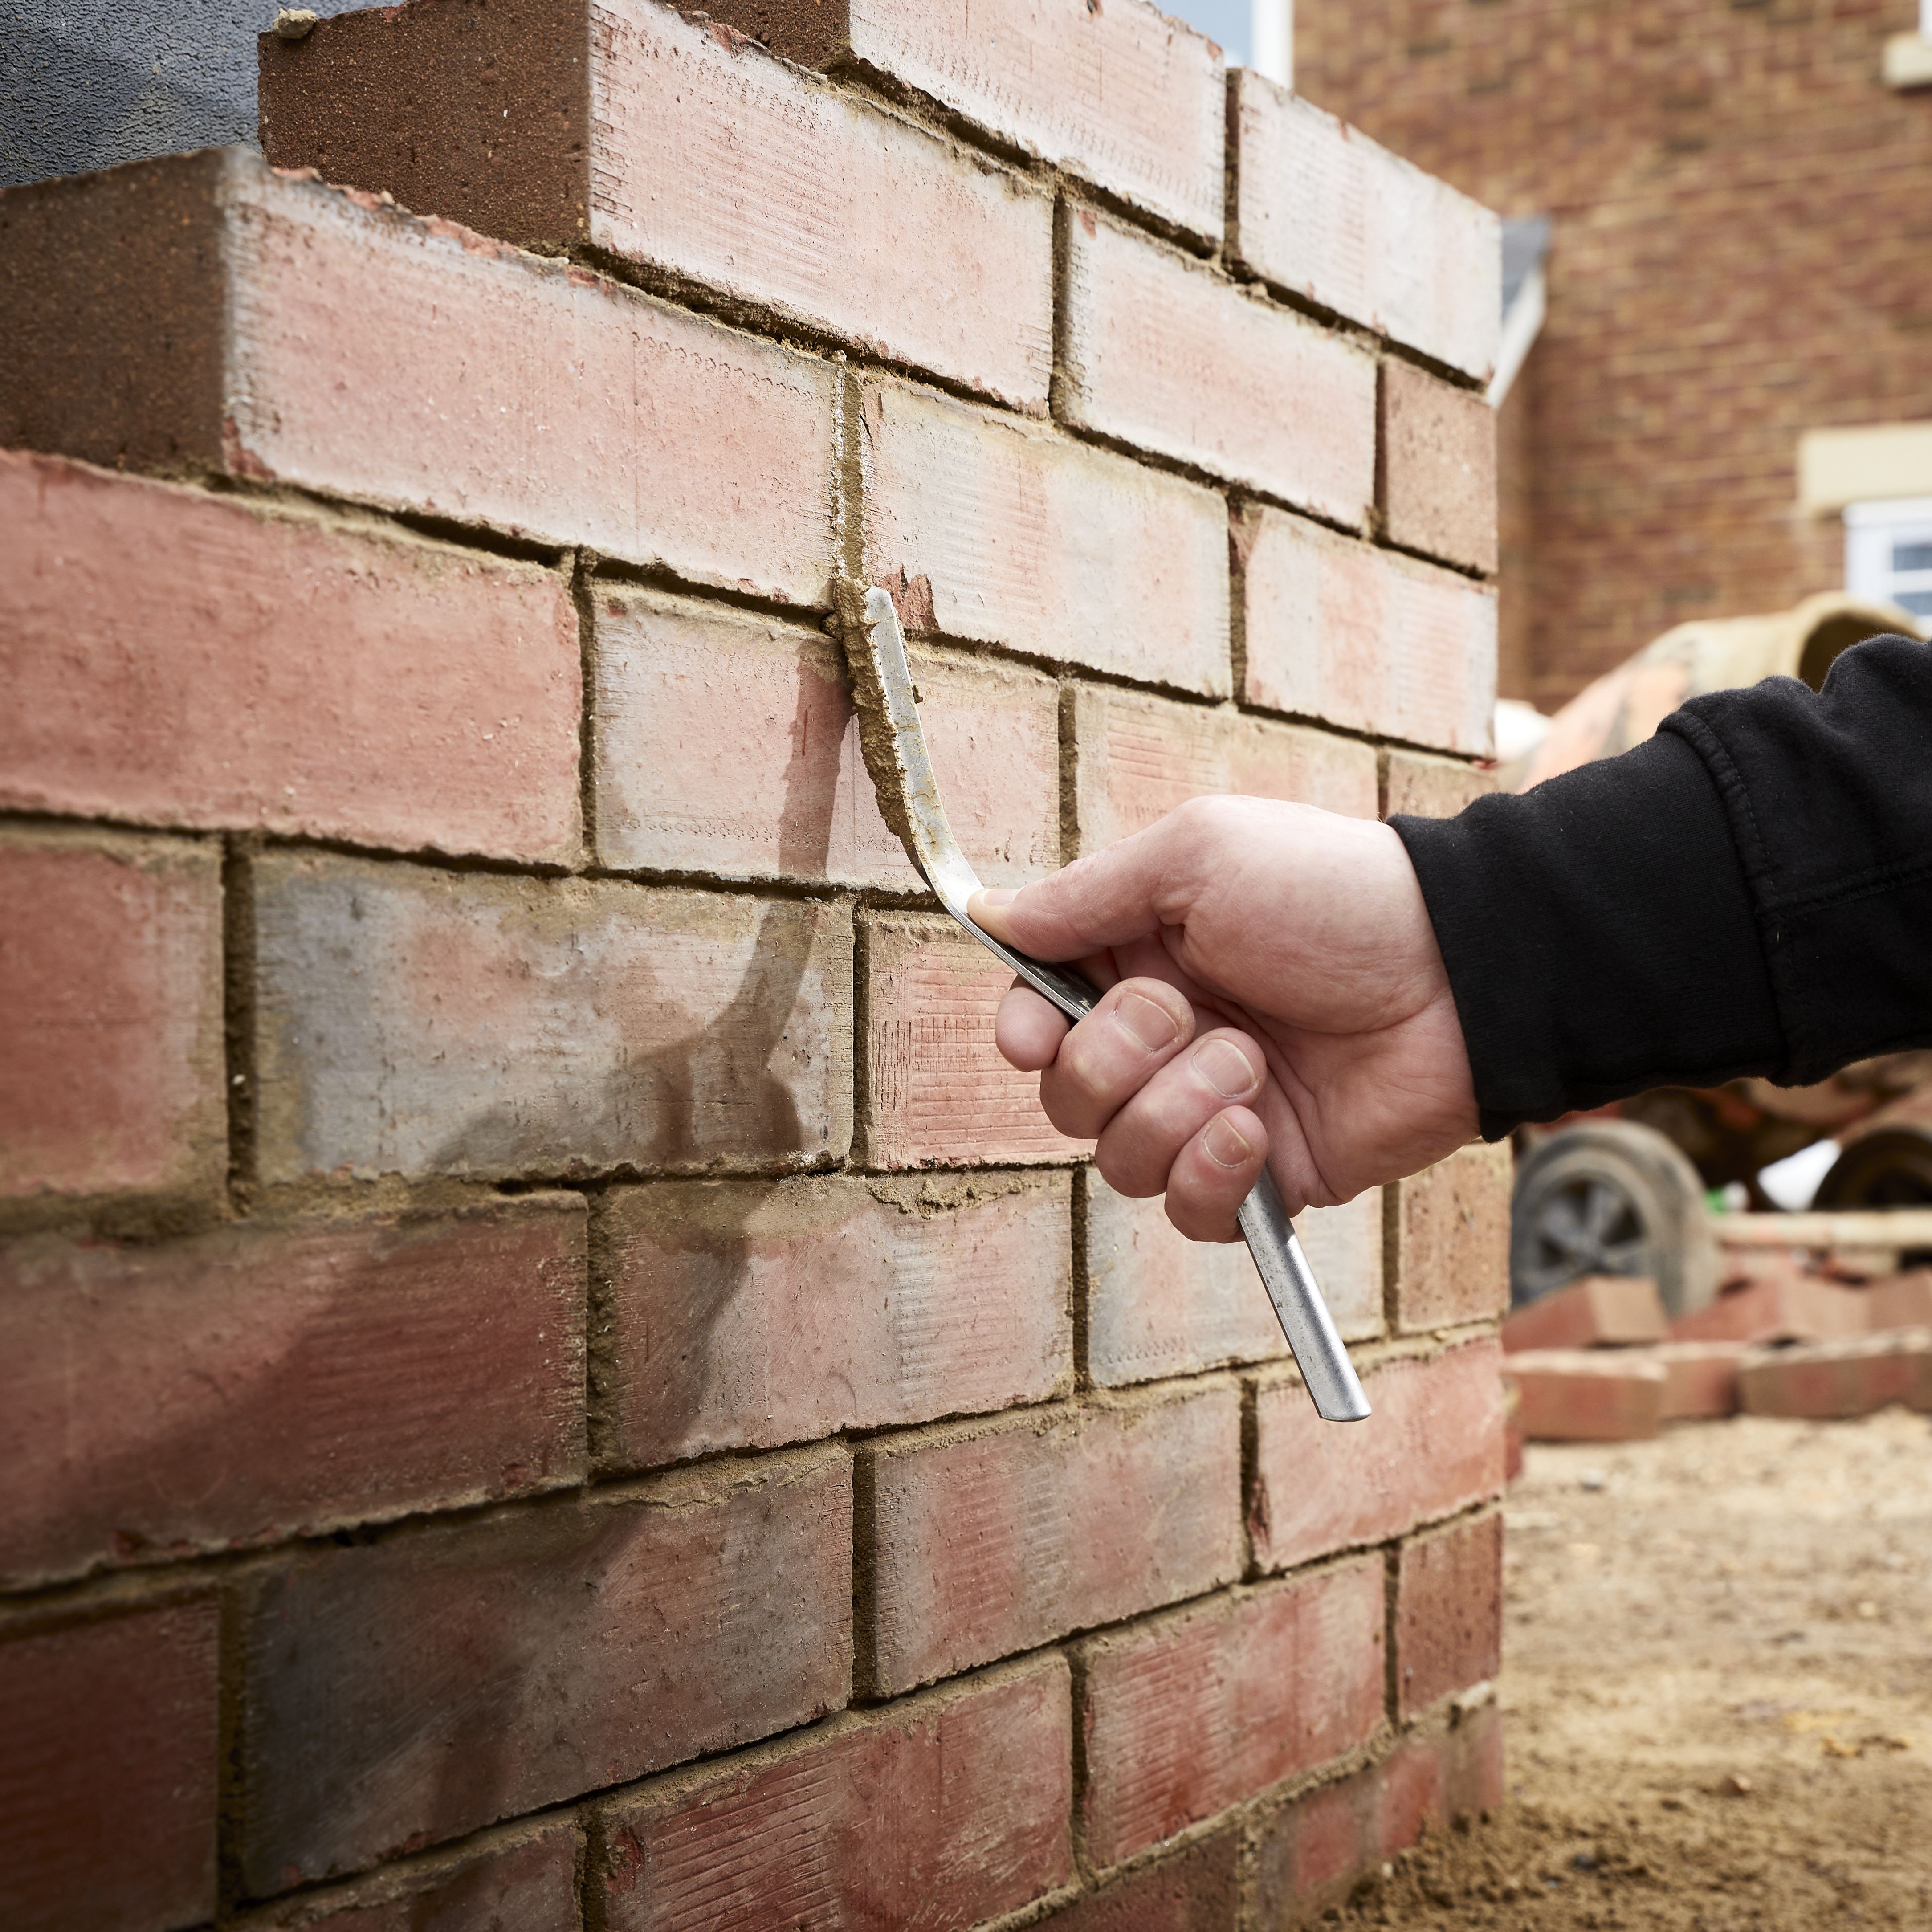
[1296,0,1932,709]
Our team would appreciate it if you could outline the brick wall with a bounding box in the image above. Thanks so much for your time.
[1297,0,1932,707]
[0,4,1506,1926]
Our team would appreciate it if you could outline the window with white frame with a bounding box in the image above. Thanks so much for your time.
[1844,498,1932,619]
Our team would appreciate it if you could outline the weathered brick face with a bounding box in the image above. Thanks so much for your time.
[0,6,1500,1922]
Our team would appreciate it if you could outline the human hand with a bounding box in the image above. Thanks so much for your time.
[970,797,1479,1241]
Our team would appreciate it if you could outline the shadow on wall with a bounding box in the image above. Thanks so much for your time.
[0,0,366,187]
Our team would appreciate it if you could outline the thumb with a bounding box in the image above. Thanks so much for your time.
[968,819,1192,960]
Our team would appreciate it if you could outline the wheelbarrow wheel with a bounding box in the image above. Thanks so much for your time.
[1814,1126,1932,1209]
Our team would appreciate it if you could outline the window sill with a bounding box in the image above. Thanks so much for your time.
[1883,31,1932,90]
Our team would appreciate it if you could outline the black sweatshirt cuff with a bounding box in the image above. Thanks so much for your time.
[1392,731,1786,1140]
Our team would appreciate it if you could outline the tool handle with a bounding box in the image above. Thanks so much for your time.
[986,935,1370,1423]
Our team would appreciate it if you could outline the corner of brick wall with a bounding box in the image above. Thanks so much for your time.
[0,3,1506,1926]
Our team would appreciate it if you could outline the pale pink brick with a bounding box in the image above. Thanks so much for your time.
[1066,684,1379,857]
[1084,1174,1383,1388]
[1381,359,1499,575]
[1229,74,1501,383]
[252,855,852,1184]
[1506,1349,1667,1442]
[598,1656,1072,1931]
[1394,1512,1503,1720]
[593,590,1057,889]
[1061,211,1376,527]
[0,827,224,1208]
[1078,1560,1386,1869]
[0,450,580,862]
[1252,1341,1505,1573]
[0,1198,586,1590]
[598,1173,1071,1467]
[0,149,836,605]
[860,379,1230,694]
[1240,508,1497,755]
[859,911,1088,1170]
[261,0,1054,411]
[1389,1143,1515,1335]
[1383,748,1496,821]
[864,1384,1242,1694]
[701,0,1227,238]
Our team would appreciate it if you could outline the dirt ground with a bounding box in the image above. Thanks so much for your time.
[1328,1407,1932,1929]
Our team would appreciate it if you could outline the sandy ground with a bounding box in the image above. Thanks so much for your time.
[1326,1407,1932,1929]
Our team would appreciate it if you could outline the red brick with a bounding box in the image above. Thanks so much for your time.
[238,1445,851,1891]
[1239,507,1497,755]
[1066,683,1379,858]
[1228,74,1500,383]
[1382,749,1495,820]
[0,1601,219,1932]
[860,379,1231,694]
[1501,1275,1668,1354]
[1062,210,1376,527]
[598,1655,1071,1932]
[1739,1330,1932,1421]
[0,826,223,1209]
[597,1173,1071,1468]
[1084,1174,1384,1389]
[1671,1270,1869,1345]
[593,589,1057,888]
[1079,1561,1386,1869]
[1380,360,1499,575]
[1039,1831,1240,1932]
[1867,1269,1932,1333]
[261,1826,578,1930]
[864,1384,1242,1695]
[1505,1350,1666,1442]
[0,149,836,605]
[1252,1341,1505,1573]
[701,0,1227,239]
[252,854,852,1184]
[0,449,580,863]
[1375,1702,1505,1849]
[858,911,1085,1170]
[1657,1341,1747,1421]
[261,0,1053,411]
[1389,1143,1512,1333]
[0,1198,585,1590]
[1394,1512,1502,1721]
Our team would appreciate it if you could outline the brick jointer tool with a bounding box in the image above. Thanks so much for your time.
[836,581,1371,1423]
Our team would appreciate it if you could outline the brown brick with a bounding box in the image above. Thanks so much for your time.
[260,1826,579,1929]
[261,0,1053,410]
[0,1601,219,1932]
[1501,1275,1668,1354]
[698,0,1227,238]
[858,911,1084,1170]
[1062,210,1376,527]
[1394,1512,1502,1720]
[860,379,1231,694]
[1252,1341,1505,1573]
[1380,360,1499,575]
[0,1199,586,1590]
[1671,1271,1868,1345]
[1084,1175,1384,1389]
[864,1385,1242,1695]
[1390,1143,1512,1333]
[252,854,852,1185]
[1065,684,1379,859]
[0,149,836,605]
[1739,1329,1932,1421]
[1505,1349,1666,1442]
[1383,749,1496,821]
[238,1446,851,1891]
[597,1174,1071,1468]
[1041,1828,1240,1932]
[1228,73,1500,383]
[0,449,580,863]
[597,1655,1072,1931]
[1079,1561,1386,1869]
[0,826,223,1211]
[1240,508,1496,755]
[1657,1340,1747,1421]
[593,590,1057,889]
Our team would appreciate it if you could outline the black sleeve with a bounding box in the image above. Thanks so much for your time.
[1391,634,1932,1141]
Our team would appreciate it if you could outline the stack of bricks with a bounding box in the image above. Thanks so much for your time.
[0,3,1506,1926]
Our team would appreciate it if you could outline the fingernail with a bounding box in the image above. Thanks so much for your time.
[1194,1037,1259,1098]
[1202,1113,1254,1168]
[1114,990,1180,1054]
[973,888,1018,910]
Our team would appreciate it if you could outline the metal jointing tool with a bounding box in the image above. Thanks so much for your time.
[838,583,1371,1424]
